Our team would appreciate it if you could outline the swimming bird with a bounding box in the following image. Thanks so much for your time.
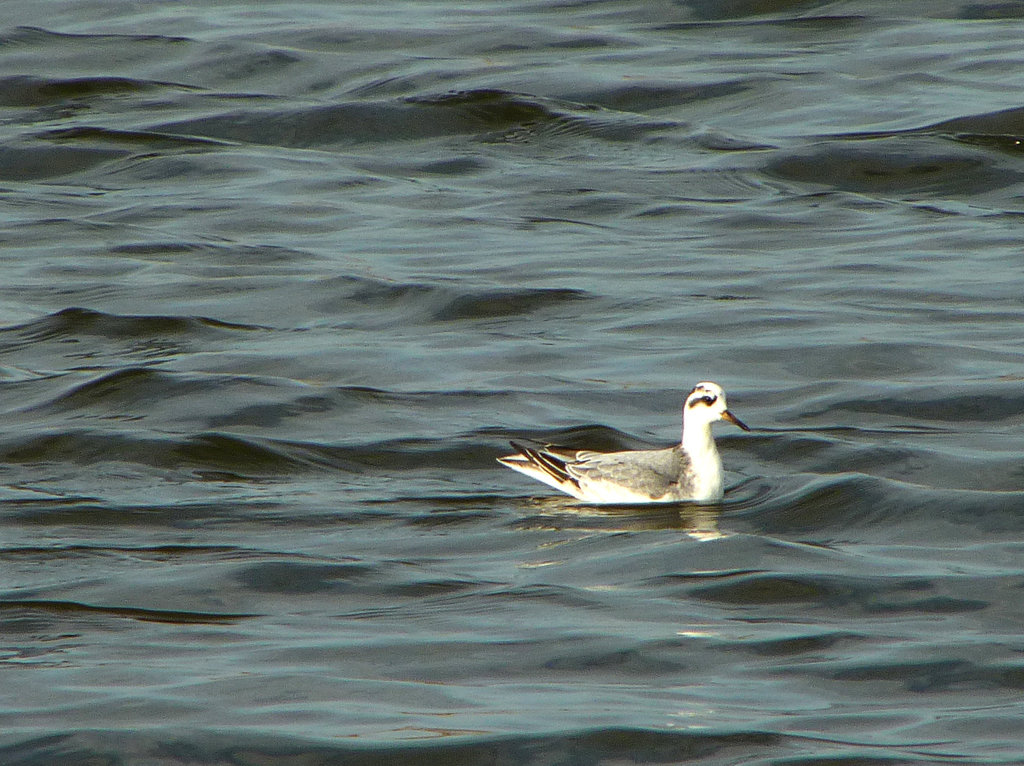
[497,382,749,504]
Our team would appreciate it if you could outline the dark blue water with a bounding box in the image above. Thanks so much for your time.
[2,2,1024,763]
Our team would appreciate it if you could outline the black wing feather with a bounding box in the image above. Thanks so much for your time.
[509,440,581,489]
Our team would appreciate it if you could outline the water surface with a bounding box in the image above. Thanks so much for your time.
[2,1,1024,763]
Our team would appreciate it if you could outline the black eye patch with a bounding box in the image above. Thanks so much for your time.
[688,394,718,408]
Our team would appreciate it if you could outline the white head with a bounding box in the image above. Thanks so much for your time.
[683,381,750,432]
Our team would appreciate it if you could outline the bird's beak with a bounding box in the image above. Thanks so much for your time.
[722,410,751,431]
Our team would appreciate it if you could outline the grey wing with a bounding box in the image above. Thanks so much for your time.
[567,447,690,494]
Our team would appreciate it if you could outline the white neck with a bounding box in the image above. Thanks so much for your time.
[682,420,716,458]
[681,420,724,502]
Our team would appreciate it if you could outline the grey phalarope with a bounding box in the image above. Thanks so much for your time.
[498,382,749,504]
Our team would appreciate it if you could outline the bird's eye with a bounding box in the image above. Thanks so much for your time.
[689,393,717,408]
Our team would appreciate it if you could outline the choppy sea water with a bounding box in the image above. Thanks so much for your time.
[2,1,1024,763]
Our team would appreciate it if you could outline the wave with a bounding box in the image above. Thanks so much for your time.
[0,74,197,108]
[0,598,255,625]
[150,88,675,148]
[0,725,959,765]
[765,136,1023,196]
[0,307,265,350]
